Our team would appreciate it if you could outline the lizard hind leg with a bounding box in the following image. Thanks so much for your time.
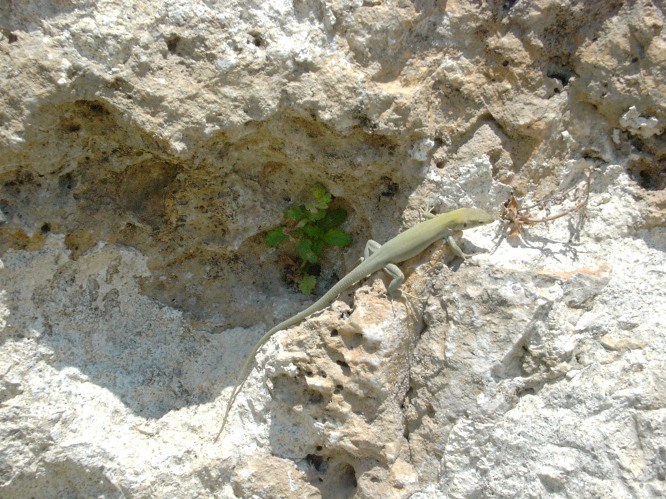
[383,263,421,320]
[356,239,382,266]
[384,263,405,297]
[384,263,405,318]
[420,202,437,221]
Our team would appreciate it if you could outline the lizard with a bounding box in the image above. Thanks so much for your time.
[214,206,494,441]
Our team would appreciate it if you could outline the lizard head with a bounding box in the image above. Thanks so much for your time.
[449,207,495,230]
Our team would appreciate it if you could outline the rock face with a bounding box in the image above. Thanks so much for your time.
[1,0,664,497]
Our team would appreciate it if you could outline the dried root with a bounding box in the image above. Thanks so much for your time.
[500,169,592,237]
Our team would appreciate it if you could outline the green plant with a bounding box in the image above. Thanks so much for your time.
[266,183,352,294]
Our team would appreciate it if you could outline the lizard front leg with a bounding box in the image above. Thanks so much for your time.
[446,233,470,259]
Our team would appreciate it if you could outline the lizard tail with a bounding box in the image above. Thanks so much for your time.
[214,263,372,441]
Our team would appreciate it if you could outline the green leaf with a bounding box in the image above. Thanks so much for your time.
[319,208,347,231]
[285,205,307,221]
[311,238,325,255]
[323,228,352,247]
[298,274,317,295]
[305,208,327,222]
[302,224,324,240]
[304,200,318,213]
[265,227,288,247]
[311,183,332,209]
[297,238,319,263]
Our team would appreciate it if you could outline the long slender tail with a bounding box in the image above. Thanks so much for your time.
[213,327,276,442]
[214,263,374,441]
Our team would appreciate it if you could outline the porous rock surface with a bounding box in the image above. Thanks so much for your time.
[1,1,665,497]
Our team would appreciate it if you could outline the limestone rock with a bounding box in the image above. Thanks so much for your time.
[1,0,665,497]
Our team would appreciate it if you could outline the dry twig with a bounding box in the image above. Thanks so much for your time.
[500,170,592,237]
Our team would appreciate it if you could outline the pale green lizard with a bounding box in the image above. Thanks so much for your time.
[215,207,494,441]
